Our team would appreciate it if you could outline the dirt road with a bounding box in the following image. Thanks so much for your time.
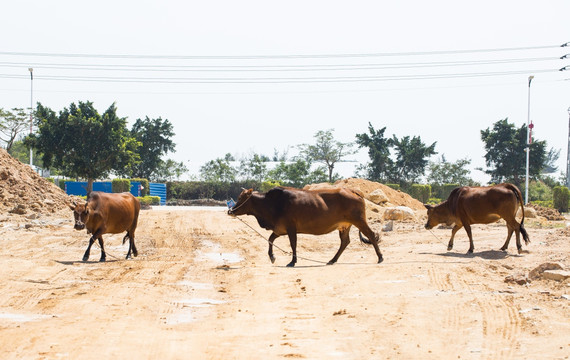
[0,207,568,359]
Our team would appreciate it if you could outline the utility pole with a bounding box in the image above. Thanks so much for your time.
[524,75,533,204]
[28,67,33,167]
[567,107,570,188]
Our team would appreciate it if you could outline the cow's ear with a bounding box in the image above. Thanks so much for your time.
[69,203,76,211]
[246,188,253,195]
[424,204,433,210]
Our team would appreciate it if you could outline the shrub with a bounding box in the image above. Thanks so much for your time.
[112,179,131,193]
[410,184,431,203]
[552,186,569,213]
[385,184,400,191]
[261,180,281,192]
[137,196,161,206]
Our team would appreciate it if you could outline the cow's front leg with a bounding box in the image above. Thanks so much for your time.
[82,236,95,261]
[267,233,279,264]
[98,236,106,262]
[447,224,462,251]
[286,229,297,267]
[463,224,474,253]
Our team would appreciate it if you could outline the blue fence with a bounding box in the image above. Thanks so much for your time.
[149,183,167,205]
[65,181,166,205]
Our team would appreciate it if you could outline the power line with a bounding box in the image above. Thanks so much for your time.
[0,68,557,84]
[0,57,559,72]
[0,44,563,60]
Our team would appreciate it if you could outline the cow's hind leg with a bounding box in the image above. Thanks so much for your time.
[125,230,138,259]
[354,221,383,264]
[328,226,351,265]
[286,229,298,267]
[267,233,279,264]
[97,236,106,262]
[500,225,515,251]
[82,236,96,262]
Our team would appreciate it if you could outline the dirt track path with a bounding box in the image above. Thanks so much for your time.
[0,208,568,359]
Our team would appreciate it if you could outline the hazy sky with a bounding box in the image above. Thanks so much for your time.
[1,1,569,183]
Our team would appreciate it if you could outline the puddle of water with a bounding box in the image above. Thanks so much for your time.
[0,312,49,322]
[176,281,214,290]
[175,298,226,308]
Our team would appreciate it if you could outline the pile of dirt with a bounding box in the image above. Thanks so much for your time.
[0,148,71,216]
[527,203,565,221]
[304,178,424,211]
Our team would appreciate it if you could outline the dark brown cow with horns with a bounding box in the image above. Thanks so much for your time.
[228,186,383,267]
[424,183,530,254]
[69,191,140,262]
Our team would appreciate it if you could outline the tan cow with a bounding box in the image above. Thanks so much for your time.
[70,191,140,262]
[228,186,382,267]
[424,183,529,254]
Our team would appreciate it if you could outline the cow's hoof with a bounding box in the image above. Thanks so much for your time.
[286,262,296,267]
[326,260,335,265]
[82,256,89,262]
[500,247,507,251]
[269,256,276,264]
[99,257,106,262]
[517,248,523,254]
[447,246,453,251]
[377,256,384,264]
[467,249,474,254]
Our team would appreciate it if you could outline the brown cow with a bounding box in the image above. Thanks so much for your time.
[228,186,382,267]
[69,191,140,262]
[424,183,529,254]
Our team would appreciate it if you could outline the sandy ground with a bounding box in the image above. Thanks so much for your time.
[0,206,569,360]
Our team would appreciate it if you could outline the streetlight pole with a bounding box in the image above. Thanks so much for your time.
[567,107,570,188]
[28,67,33,167]
[524,75,533,205]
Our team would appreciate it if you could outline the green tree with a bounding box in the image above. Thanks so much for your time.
[355,123,394,182]
[199,153,236,182]
[267,159,328,188]
[427,155,473,185]
[29,101,140,193]
[129,116,175,180]
[391,135,437,185]
[239,153,269,182]
[155,159,188,182]
[480,118,551,187]
[299,129,354,182]
[0,107,28,152]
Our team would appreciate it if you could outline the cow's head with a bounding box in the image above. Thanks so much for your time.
[424,203,452,230]
[69,201,90,230]
[228,188,254,216]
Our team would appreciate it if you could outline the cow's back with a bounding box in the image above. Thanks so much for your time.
[272,187,365,234]
[455,185,518,224]
[89,192,140,234]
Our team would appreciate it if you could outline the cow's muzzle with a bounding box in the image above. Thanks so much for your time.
[74,222,85,230]
[424,223,433,230]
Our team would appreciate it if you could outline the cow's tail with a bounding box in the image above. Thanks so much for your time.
[358,231,380,245]
[505,183,530,245]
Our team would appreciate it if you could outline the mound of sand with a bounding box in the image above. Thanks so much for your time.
[0,148,71,216]
[304,178,424,211]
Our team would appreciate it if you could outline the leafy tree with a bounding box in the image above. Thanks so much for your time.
[267,158,328,188]
[199,153,236,182]
[129,116,175,180]
[0,108,29,152]
[28,101,140,193]
[299,129,354,182]
[239,153,269,182]
[391,135,437,185]
[427,155,474,185]
[480,118,550,187]
[155,159,188,182]
[355,123,394,182]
